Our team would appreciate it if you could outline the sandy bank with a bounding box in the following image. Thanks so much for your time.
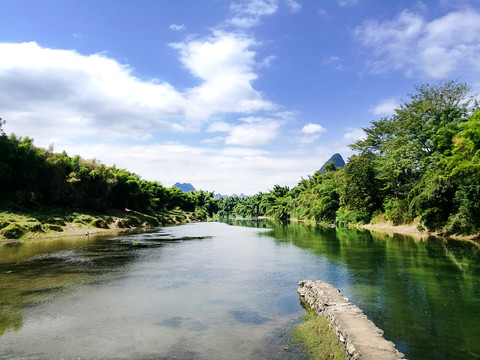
[360,221,479,243]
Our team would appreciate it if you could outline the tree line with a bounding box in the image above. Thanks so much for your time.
[2,81,479,234]
[217,81,480,235]
[0,124,217,220]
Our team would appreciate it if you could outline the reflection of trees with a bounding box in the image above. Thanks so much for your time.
[264,221,480,360]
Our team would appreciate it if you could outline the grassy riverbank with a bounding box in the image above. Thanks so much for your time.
[0,205,203,243]
[293,311,346,360]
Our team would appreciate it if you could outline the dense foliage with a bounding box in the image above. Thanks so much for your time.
[217,81,480,235]
[0,129,217,220]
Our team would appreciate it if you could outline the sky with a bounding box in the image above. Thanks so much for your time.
[1,0,480,195]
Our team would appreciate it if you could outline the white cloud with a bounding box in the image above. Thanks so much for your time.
[296,123,327,145]
[171,31,275,123]
[301,123,326,135]
[227,0,279,28]
[354,9,480,79]
[207,122,232,133]
[201,136,225,144]
[0,42,186,143]
[284,0,301,12]
[0,33,275,142]
[169,24,186,31]
[226,120,280,146]
[207,117,281,146]
[58,141,331,194]
[72,33,86,39]
[258,55,277,68]
[343,127,365,142]
[231,0,278,17]
[228,16,261,28]
[369,98,398,116]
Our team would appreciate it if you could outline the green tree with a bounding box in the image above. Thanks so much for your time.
[351,81,477,226]
[340,154,381,220]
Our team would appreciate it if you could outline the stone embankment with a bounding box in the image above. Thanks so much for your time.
[298,280,405,360]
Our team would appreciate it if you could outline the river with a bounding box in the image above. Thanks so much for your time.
[0,221,479,359]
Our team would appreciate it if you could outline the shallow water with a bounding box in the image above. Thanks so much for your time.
[0,221,479,359]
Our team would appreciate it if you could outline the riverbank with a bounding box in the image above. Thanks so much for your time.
[0,206,204,244]
[360,220,480,243]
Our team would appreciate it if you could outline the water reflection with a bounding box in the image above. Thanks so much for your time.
[1,221,479,360]
[0,223,308,360]
[259,221,480,360]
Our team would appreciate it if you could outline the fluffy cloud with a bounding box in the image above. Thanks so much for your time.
[169,24,186,31]
[171,31,275,124]
[228,0,278,28]
[301,123,326,135]
[0,32,275,143]
[296,123,327,145]
[354,9,480,79]
[0,42,187,143]
[207,117,281,146]
[226,0,300,28]
[369,98,398,116]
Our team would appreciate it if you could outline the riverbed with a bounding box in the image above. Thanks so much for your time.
[0,221,479,359]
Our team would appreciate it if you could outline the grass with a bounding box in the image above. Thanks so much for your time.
[0,203,197,240]
[293,310,346,360]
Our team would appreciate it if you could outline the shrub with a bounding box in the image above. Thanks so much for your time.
[0,223,27,239]
[384,198,411,225]
[335,207,368,227]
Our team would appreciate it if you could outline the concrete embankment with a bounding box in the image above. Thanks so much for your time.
[298,280,405,360]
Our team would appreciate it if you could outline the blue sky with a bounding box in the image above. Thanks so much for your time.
[1,0,480,194]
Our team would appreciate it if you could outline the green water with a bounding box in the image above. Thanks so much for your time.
[0,221,479,359]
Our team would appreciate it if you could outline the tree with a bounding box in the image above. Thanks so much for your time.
[0,118,5,136]
[340,154,382,219]
[351,81,477,226]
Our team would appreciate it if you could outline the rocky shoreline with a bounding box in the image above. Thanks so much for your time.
[298,280,405,360]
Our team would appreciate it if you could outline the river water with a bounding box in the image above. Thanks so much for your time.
[0,221,479,360]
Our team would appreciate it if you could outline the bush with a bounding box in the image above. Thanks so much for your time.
[384,199,411,225]
[445,212,476,235]
[335,207,368,227]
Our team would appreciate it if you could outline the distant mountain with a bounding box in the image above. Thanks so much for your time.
[214,193,248,199]
[319,153,345,174]
[173,182,196,192]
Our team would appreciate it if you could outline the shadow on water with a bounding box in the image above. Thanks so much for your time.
[229,309,270,325]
